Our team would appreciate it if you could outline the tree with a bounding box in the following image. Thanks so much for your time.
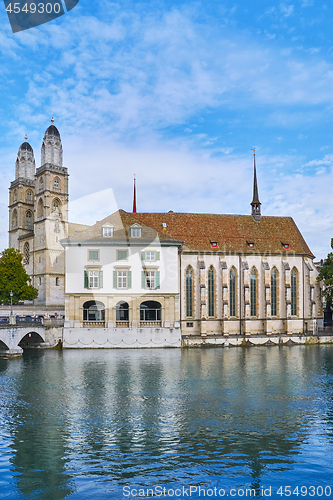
[0,248,38,304]
[318,238,333,308]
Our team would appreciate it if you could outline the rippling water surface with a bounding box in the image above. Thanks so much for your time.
[1,346,333,499]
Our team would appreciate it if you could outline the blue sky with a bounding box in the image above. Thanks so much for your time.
[0,0,332,258]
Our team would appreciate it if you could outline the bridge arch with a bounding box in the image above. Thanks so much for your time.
[19,331,45,349]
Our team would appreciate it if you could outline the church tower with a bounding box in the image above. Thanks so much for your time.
[251,149,261,222]
[34,118,69,305]
[9,119,70,308]
[8,136,36,250]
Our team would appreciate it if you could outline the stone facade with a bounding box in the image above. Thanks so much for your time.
[8,121,87,307]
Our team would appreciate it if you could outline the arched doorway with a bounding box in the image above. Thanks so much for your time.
[140,301,162,324]
[83,301,105,324]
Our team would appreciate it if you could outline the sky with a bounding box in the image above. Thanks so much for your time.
[0,0,333,259]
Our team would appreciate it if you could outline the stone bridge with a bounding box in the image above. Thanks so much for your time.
[0,320,63,357]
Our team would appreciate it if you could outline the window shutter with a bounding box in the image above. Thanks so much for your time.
[84,270,88,288]
[155,251,160,261]
[113,270,117,289]
[156,271,160,289]
[141,251,145,260]
[127,271,132,289]
[99,270,103,288]
[142,271,146,289]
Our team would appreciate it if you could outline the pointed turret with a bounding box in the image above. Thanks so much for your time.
[251,149,261,221]
[41,117,63,167]
[15,135,36,180]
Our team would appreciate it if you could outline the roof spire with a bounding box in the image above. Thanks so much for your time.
[132,174,137,213]
[251,148,261,221]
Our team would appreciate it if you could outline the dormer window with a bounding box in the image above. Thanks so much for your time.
[211,242,218,248]
[248,242,255,249]
[131,224,141,238]
[102,225,114,237]
[282,243,290,250]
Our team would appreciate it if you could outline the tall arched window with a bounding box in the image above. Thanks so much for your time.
[186,266,194,317]
[26,190,33,201]
[271,268,277,316]
[208,266,215,317]
[53,177,60,191]
[39,177,43,191]
[53,199,60,212]
[25,210,33,229]
[250,267,257,316]
[12,209,18,228]
[116,301,129,321]
[25,242,30,265]
[291,268,297,316]
[230,267,236,317]
[37,198,43,219]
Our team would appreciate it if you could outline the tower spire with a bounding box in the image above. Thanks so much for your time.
[132,174,137,213]
[251,148,261,221]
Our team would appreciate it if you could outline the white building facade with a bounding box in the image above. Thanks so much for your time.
[61,210,183,348]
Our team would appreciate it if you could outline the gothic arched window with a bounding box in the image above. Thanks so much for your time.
[271,268,277,316]
[25,210,33,229]
[12,209,18,228]
[250,267,257,316]
[291,268,297,316]
[25,242,30,265]
[54,177,60,191]
[208,266,215,317]
[229,267,236,317]
[26,190,32,201]
[185,266,194,317]
[37,198,43,219]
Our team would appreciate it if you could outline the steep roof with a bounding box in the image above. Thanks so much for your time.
[132,212,314,257]
[62,210,183,246]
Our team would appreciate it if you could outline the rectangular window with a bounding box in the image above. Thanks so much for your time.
[117,250,128,261]
[146,271,155,289]
[84,270,103,289]
[142,270,160,289]
[131,227,141,238]
[88,250,99,261]
[141,251,160,261]
[117,271,127,289]
[103,226,113,237]
[113,270,132,289]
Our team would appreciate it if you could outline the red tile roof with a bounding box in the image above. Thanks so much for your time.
[132,212,314,257]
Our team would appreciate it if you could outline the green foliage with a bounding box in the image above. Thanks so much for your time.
[0,248,38,304]
[318,239,333,307]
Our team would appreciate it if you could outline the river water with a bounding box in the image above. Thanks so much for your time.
[1,346,333,500]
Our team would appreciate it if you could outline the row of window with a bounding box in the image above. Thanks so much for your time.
[12,177,62,204]
[185,266,298,318]
[101,224,142,238]
[87,249,160,262]
[12,199,61,228]
[84,269,161,290]
[83,300,162,322]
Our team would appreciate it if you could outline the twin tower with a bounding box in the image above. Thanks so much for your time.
[8,120,69,307]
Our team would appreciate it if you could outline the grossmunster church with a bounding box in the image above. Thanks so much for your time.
[9,121,323,347]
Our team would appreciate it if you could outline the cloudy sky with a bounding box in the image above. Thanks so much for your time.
[0,0,332,258]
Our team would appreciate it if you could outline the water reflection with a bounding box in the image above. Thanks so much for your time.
[0,346,333,499]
